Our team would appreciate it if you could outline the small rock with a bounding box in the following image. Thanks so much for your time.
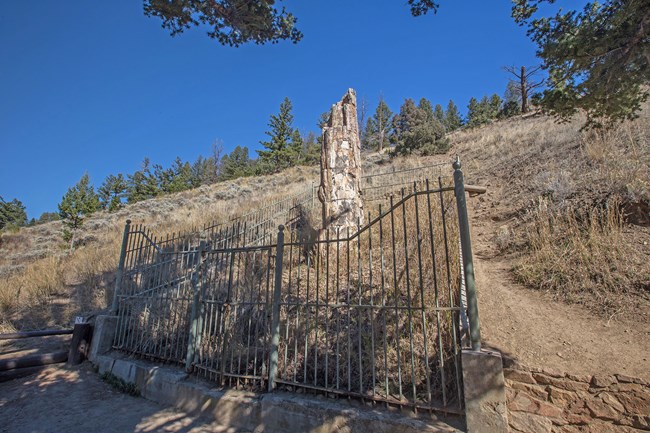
[591,375,617,388]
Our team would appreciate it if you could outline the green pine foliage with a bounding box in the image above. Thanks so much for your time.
[258,97,301,173]
[221,146,254,180]
[127,158,159,203]
[37,212,60,224]
[513,0,650,128]
[444,100,463,131]
[433,103,446,125]
[365,98,394,152]
[467,94,503,127]
[391,98,446,156]
[58,173,100,250]
[0,196,27,231]
[502,80,523,118]
[98,174,127,212]
[300,131,321,166]
[144,0,303,47]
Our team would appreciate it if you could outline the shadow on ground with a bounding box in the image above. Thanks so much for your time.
[0,364,248,433]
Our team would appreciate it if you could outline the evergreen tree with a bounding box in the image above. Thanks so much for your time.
[221,146,254,180]
[290,129,304,165]
[467,95,502,127]
[37,212,60,224]
[444,100,463,131]
[0,196,27,230]
[418,98,435,121]
[513,0,649,127]
[391,98,445,155]
[466,97,482,127]
[501,80,523,118]
[300,131,321,166]
[127,158,159,203]
[98,174,127,212]
[433,103,446,125]
[190,155,216,187]
[488,94,503,119]
[258,97,298,173]
[167,157,193,193]
[365,97,394,152]
[58,173,99,251]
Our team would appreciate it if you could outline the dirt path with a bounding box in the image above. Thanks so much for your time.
[470,198,650,380]
[0,364,250,433]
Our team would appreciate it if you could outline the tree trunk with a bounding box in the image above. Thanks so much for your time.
[319,89,364,232]
[521,66,529,114]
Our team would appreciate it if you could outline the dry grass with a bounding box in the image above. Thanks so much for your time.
[449,108,650,318]
[0,165,319,330]
[512,199,645,318]
[1,109,647,330]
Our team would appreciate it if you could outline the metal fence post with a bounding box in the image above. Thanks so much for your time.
[453,157,482,351]
[185,241,207,372]
[268,225,285,392]
[111,219,131,314]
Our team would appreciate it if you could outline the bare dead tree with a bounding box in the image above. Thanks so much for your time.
[358,95,368,149]
[211,138,224,182]
[503,65,545,113]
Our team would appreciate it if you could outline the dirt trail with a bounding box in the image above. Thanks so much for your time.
[470,197,650,380]
[0,364,250,433]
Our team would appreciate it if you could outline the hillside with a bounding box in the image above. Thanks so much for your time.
[1,111,648,380]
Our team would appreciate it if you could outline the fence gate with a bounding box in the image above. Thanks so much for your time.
[112,159,482,415]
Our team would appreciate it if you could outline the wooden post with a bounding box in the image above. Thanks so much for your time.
[67,323,93,366]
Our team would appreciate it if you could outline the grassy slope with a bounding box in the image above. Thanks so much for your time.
[0,111,648,377]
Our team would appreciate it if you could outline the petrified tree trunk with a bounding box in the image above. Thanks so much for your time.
[319,89,364,232]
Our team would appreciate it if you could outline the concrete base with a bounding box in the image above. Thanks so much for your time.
[88,315,117,362]
[94,353,464,433]
[461,349,508,433]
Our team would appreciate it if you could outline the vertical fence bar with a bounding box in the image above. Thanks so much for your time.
[185,241,207,371]
[111,219,131,314]
[268,225,285,392]
[452,157,481,351]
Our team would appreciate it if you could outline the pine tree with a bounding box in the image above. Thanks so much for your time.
[127,158,159,203]
[502,80,523,118]
[300,131,321,166]
[98,174,127,212]
[365,97,394,152]
[167,157,193,193]
[466,97,481,127]
[0,196,27,230]
[433,103,445,125]
[513,0,649,127]
[391,98,445,155]
[58,173,100,251]
[258,97,298,173]
[418,98,435,121]
[221,146,254,180]
[444,100,463,131]
[467,95,502,127]
[290,129,304,165]
[488,94,503,119]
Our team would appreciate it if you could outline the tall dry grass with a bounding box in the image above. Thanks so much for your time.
[449,109,650,319]
[512,199,641,318]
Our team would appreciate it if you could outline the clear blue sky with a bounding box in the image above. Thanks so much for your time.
[1,1,543,219]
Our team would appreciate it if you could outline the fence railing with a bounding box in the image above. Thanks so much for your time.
[361,161,450,203]
[112,159,482,415]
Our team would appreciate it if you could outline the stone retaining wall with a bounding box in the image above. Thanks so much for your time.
[504,364,649,432]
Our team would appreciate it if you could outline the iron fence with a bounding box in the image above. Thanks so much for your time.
[112,160,482,415]
[361,161,450,203]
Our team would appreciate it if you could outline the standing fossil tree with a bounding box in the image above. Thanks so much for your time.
[319,89,364,232]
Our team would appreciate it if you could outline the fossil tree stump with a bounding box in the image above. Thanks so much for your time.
[319,88,364,232]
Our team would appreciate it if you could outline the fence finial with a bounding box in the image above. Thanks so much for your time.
[453,156,461,170]
[278,225,285,232]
